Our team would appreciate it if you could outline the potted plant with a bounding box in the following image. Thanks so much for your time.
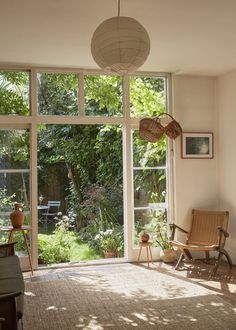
[95,229,119,258]
[155,221,176,263]
[144,207,176,263]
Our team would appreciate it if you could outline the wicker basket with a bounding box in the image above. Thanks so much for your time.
[164,114,182,139]
[139,113,182,142]
[139,118,164,142]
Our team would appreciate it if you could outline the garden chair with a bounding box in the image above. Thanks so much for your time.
[41,201,61,224]
[170,209,232,275]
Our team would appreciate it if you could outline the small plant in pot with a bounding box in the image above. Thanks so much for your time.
[156,223,176,263]
[94,229,119,258]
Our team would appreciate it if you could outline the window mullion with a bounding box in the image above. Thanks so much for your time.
[78,72,84,116]
[30,69,38,270]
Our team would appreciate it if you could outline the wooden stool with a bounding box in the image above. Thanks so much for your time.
[137,241,153,268]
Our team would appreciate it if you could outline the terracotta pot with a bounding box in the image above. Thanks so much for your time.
[10,203,25,228]
[104,251,116,258]
[160,248,176,263]
[140,232,149,243]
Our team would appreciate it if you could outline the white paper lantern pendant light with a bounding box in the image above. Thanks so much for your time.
[91,0,150,75]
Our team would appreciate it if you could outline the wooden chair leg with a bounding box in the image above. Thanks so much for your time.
[212,252,223,275]
[183,249,192,260]
[205,251,210,263]
[221,248,233,269]
[175,252,184,270]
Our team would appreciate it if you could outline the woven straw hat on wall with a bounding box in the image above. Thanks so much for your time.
[91,16,150,75]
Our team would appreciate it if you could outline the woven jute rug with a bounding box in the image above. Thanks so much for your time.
[23,263,236,330]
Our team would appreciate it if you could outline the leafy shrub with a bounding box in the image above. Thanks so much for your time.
[38,221,72,264]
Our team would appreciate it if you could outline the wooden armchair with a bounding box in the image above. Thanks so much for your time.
[170,209,233,275]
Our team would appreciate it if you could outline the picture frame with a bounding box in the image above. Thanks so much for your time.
[181,132,214,159]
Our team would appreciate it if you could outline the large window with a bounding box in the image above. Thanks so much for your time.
[0,68,171,267]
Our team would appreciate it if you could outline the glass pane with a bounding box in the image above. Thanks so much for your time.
[37,73,78,115]
[133,130,166,167]
[0,129,30,254]
[84,75,122,116]
[130,76,166,118]
[37,124,123,265]
[0,130,30,169]
[133,207,167,246]
[134,169,166,207]
[0,71,30,115]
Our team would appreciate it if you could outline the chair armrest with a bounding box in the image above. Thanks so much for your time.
[217,226,229,237]
[0,242,16,257]
[169,224,188,240]
[0,291,22,301]
[217,226,229,247]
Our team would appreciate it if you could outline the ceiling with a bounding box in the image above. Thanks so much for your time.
[1,0,236,76]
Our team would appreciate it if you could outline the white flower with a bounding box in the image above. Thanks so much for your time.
[95,234,101,240]
[104,229,113,236]
[57,212,63,216]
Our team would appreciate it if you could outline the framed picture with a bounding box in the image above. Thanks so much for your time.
[181,132,214,159]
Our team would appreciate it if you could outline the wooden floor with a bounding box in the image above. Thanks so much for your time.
[24,258,236,304]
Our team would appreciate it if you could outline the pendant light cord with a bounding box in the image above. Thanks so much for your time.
[118,0,120,16]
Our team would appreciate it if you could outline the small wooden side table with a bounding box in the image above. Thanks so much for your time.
[0,225,33,275]
[137,241,153,268]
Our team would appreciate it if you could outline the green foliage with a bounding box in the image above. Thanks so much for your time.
[130,76,165,117]
[0,188,15,211]
[78,185,123,246]
[84,75,122,116]
[0,129,30,164]
[37,73,78,115]
[95,125,123,186]
[38,218,102,264]
[0,71,29,115]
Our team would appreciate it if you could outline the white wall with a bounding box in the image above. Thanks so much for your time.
[217,69,236,263]
[172,75,219,233]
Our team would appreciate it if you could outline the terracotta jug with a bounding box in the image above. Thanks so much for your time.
[10,203,25,228]
[140,232,150,243]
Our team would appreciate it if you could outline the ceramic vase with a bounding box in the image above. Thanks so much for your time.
[10,203,24,228]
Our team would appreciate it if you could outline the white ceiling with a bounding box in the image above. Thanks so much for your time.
[1,0,236,76]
